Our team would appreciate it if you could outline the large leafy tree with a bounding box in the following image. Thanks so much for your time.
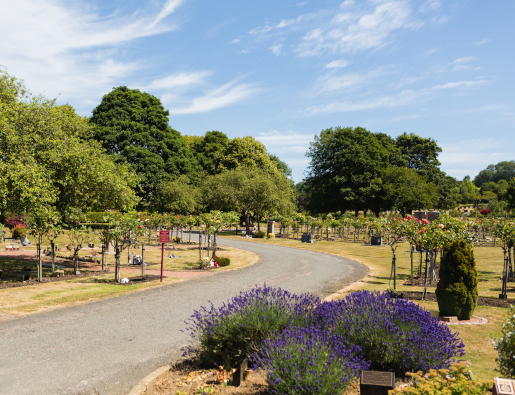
[190,131,229,176]
[200,165,296,229]
[0,69,137,219]
[305,126,390,215]
[153,175,198,213]
[90,86,198,207]
[395,133,442,182]
[473,160,515,187]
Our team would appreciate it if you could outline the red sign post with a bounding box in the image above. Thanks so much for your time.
[159,230,170,282]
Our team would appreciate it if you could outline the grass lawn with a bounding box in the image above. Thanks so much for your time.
[221,233,511,380]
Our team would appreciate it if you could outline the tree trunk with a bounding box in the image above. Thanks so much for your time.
[115,247,121,282]
[142,243,146,277]
[51,242,55,273]
[212,232,217,259]
[37,243,42,282]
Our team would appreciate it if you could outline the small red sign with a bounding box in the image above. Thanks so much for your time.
[159,230,170,243]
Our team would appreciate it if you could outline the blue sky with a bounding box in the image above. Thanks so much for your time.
[2,0,514,183]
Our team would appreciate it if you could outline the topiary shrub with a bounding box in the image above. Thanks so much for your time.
[182,285,320,368]
[436,240,478,320]
[252,326,369,395]
[493,305,515,378]
[12,225,27,239]
[309,290,465,375]
[254,230,266,238]
[212,256,230,267]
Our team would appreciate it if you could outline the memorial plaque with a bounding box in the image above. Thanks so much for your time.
[267,221,275,235]
[414,211,426,221]
[361,371,395,387]
[371,235,382,246]
[427,211,441,223]
[494,378,515,395]
[159,230,170,243]
[232,358,248,387]
[301,233,313,243]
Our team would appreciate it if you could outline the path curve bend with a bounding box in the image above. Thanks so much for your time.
[0,237,366,395]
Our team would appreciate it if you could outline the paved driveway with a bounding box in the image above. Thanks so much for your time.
[0,237,366,395]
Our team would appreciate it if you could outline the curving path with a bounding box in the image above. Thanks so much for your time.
[0,237,366,395]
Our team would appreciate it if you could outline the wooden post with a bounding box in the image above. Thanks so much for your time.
[141,243,145,277]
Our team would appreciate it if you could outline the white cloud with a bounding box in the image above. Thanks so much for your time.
[296,1,413,56]
[324,60,350,68]
[256,130,315,154]
[340,0,355,9]
[147,71,213,91]
[419,0,441,12]
[473,38,490,46]
[268,40,285,56]
[168,80,259,114]
[0,0,184,110]
[432,80,487,89]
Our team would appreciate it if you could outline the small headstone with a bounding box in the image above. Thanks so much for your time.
[232,358,248,387]
[440,316,458,322]
[427,211,441,223]
[494,378,515,394]
[413,211,426,221]
[301,233,313,243]
[360,371,395,395]
[370,235,382,246]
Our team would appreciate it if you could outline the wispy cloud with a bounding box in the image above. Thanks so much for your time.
[324,60,350,68]
[256,130,314,154]
[147,71,213,90]
[432,80,487,89]
[473,38,490,46]
[168,79,259,114]
[268,39,285,56]
[0,0,185,110]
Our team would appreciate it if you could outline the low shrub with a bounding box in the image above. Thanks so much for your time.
[267,233,275,239]
[254,230,266,238]
[12,225,27,239]
[212,256,230,267]
[494,305,515,378]
[310,291,465,374]
[391,362,493,395]
[436,240,478,320]
[182,285,320,368]
[252,326,369,395]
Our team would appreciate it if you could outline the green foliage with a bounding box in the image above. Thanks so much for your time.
[390,363,493,395]
[436,240,478,320]
[506,178,515,211]
[267,233,275,239]
[90,86,197,207]
[0,69,138,217]
[395,133,442,182]
[254,230,266,238]
[494,306,515,378]
[212,256,230,267]
[473,160,515,187]
[458,177,481,205]
[153,175,198,213]
[12,225,26,239]
[190,131,229,176]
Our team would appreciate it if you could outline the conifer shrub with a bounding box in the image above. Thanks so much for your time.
[254,230,266,238]
[436,240,478,320]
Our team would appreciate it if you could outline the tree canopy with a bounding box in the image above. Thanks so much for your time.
[473,161,515,187]
[89,86,198,207]
[0,69,138,219]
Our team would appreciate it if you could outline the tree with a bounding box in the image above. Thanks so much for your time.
[458,176,481,205]
[505,178,515,211]
[190,131,229,175]
[0,68,138,218]
[269,154,292,178]
[153,175,198,213]
[395,133,442,182]
[218,136,278,174]
[382,167,437,216]
[201,166,296,231]
[305,127,390,215]
[473,161,515,187]
[90,86,198,207]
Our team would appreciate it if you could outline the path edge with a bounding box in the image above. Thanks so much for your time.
[127,365,171,395]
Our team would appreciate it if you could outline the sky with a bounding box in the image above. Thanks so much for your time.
[1,0,514,183]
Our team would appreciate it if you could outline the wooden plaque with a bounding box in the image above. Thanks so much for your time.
[361,371,395,388]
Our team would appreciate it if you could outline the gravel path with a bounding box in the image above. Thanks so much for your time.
[0,237,366,395]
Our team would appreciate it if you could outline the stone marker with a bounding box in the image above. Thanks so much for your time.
[301,233,313,243]
[232,358,248,387]
[371,235,382,246]
[493,378,515,394]
[360,371,395,395]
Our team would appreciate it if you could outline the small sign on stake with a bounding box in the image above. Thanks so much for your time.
[360,371,395,395]
[159,230,170,282]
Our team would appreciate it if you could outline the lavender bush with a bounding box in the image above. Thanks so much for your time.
[182,285,320,368]
[310,290,465,374]
[252,326,369,395]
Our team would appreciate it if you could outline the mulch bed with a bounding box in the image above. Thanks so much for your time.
[0,270,104,289]
[401,290,512,308]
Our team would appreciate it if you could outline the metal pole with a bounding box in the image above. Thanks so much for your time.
[141,243,145,277]
[161,242,164,282]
